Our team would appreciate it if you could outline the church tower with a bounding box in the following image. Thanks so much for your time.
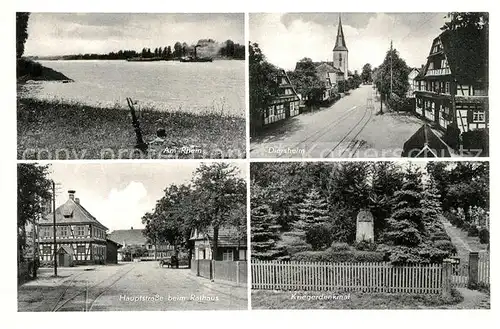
[332,14,348,80]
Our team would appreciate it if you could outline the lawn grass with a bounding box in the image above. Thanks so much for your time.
[17,98,246,159]
[251,289,464,309]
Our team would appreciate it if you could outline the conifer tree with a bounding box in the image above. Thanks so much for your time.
[421,178,443,227]
[383,165,424,247]
[293,188,330,234]
[251,204,289,261]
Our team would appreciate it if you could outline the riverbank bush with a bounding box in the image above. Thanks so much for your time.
[17,58,72,82]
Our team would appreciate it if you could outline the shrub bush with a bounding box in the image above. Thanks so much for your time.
[434,240,457,254]
[467,226,479,237]
[351,251,385,262]
[305,224,334,251]
[330,242,351,252]
[478,228,489,244]
[290,251,330,263]
[443,210,461,227]
[354,240,377,251]
[430,233,452,242]
[290,249,385,263]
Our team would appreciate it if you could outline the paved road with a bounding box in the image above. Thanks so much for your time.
[251,85,427,158]
[18,262,247,311]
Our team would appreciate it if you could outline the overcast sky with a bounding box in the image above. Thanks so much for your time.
[250,12,448,72]
[47,162,247,232]
[24,13,244,56]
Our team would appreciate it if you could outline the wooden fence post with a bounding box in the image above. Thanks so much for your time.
[468,251,479,287]
[211,260,215,281]
[236,261,240,285]
[441,260,452,298]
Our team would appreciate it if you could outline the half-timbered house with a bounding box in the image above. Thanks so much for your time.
[190,226,247,261]
[38,190,109,265]
[262,69,301,126]
[414,27,488,133]
[407,67,421,98]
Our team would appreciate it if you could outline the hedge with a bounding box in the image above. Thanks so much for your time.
[290,250,385,263]
[467,226,479,237]
[479,228,489,244]
[330,242,351,252]
[430,233,452,242]
[434,240,457,253]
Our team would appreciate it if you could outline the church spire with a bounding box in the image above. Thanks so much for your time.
[333,14,348,51]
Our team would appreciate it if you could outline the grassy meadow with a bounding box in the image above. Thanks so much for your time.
[17,98,246,159]
[251,289,464,310]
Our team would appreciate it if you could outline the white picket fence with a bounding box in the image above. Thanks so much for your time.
[478,253,490,285]
[451,252,490,288]
[252,261,444,294]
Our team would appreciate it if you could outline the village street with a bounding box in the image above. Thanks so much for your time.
[18,262,247,311]
[250,85,430,158]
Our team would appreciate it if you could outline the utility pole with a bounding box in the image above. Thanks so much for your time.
[52,180,58,277]
[390,40,393,98]
[33,214,39,279]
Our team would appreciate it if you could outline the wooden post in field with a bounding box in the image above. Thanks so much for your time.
[126,97,148,154]
[468,251,479,287]
[441,260,452,298]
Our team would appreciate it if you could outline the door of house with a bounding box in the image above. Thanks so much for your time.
[58,253,65,267]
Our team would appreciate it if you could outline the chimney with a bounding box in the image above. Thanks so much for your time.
[68,190,76,200]
[75,198,80,204]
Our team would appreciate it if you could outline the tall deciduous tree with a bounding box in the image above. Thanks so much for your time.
[287,58,324,106]
[191,163,246,261]
[249,42,280,134]
[361,63,373,84]
[17,163,52,265]
[441,12,489,31]
[173,42,183,58]
[16,12,30,58]
[142,184,194,258]
[373,47,410,100]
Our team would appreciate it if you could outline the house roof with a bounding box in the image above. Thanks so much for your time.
[106,238,123,248]
[58,245,74,255]
[402,124,452,157]
[333,15,348,51]
[190,226,246,248]
[437,27,488,82]
[40,196,108,230]
[414,68,426,81]
[108,229,147,246]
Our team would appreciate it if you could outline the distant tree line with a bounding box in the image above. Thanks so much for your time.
[52,39,244,60]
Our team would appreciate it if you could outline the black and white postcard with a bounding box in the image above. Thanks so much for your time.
[17,162,248,311]
[249,13,489,158]
[17,13,246,159]
[251,161,490,309]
